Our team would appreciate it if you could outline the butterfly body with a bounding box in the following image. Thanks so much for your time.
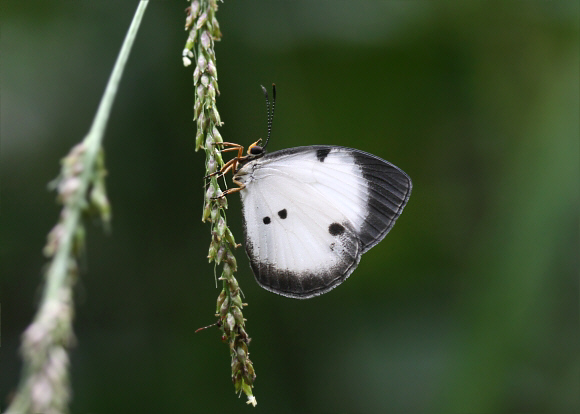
[234,145,412,299]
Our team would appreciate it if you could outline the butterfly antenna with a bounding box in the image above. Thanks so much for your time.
[271,83,276,123]
[260,83,276,149]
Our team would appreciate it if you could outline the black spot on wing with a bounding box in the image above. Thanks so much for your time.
[263,216,271,224]
[328,222,345,236]
[278,209,287,219]
[316,148,331,162]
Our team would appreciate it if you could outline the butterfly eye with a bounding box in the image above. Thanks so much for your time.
[249,145,263,155]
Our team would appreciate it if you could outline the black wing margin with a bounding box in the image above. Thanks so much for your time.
[351,150,412,252]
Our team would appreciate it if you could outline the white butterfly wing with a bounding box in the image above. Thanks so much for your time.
[236,146,412,298]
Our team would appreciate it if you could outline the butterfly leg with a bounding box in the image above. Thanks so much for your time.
[211,178,245,199]
[215,142,245,149]
[215,142,246,160]
[216,185,244,198]
[203,142,246,180]
[216,144,244,155]
[217,159,238,178]
[204,156,239,180]
[205,140,259,195]
[207,140,263,180]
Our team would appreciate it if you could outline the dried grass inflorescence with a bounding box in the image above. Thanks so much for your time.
[184,0,257,406]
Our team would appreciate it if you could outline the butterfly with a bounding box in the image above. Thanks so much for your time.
[213,85,412,299]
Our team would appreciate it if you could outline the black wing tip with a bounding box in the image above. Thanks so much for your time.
[348,149,412,252]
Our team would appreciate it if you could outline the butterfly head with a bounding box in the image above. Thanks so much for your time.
[233,139,265,172]
[247,140,265,157]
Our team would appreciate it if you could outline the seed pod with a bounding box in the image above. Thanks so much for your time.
[201,30,211,50]
[197,54,207,72]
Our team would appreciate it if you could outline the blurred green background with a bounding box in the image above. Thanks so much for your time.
[1,1,578,413]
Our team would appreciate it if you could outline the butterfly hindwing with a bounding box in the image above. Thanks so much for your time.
[236,146,412,299]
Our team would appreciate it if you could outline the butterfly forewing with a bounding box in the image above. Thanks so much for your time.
[236,146,412,298]
[349,151,412,251]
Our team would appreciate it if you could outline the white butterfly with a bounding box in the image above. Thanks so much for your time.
[215,86,412,299]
